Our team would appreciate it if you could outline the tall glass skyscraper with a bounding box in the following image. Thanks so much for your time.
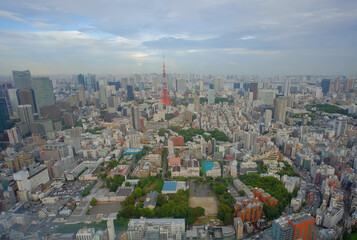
[321,79,331,96]
[12,70,32,89]
[0,97,9,133]
[17,88,37,113]
[32,77,55,116]
[127,85,134,101]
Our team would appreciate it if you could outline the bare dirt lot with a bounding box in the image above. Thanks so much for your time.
[189,197,218,216]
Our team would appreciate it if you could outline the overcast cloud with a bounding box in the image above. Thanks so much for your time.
[0,0,356,75]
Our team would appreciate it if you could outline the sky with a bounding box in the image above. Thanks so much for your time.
[0,0,357,75]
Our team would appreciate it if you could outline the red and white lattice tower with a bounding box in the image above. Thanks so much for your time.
[160,54,174,106]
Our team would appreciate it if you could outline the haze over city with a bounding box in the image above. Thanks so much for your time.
[1,0,357,75]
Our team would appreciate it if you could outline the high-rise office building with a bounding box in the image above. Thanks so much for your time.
[199,80,204,91]
[335,117,347,137]
[243,83,250,92]
[108,81,121,91]
[274,97,287,124]
[0,97,9,133]
[131,106,141,131]
[7,89,19,117]
[208,89,215,105]
[176,78,186,92]
[85,74,97,91]
[250,82,258,101]
[99,80,108,106]
[264,109,272,127]
[285,79,291,97]
[17,88,37,113]
[127,85,134,101]
[215,78,222,92]
[77,74,85,87]
[6,127,21,145]
[152,76,158,93]
[12,70,32,89]
[78,85,86,105]
[345,78,355,93]
[321,79,331,96]
[260,89,277,105]
[32,77,55,116]
[18,105,34,130]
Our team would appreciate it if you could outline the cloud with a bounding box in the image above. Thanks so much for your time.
[0,0,356,74]
[32,21,58,29]
[0,10,25,22]
[240,36,255,40]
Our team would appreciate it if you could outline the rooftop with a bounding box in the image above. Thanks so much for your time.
[162,181,177,192]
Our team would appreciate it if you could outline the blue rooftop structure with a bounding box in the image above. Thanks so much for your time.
[162,181,178,193]
[123,148,142,155]
[202,161,214,174]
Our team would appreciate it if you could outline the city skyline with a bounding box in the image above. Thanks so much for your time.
[0,0,357,75]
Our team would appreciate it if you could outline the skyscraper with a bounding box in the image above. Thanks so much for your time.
[285,79,291,97]
[85,74,97,91]
[0,97,9,133]
[131,106,141,131]
[17,88,37,113]
[127,85,134,101]
[12,70,32,89]
[199,80,204,91]
[7,88,19,117]
[176,78,186,92]
[6,127,21,145]
[250,82,258,101]
[78,85,86,105]
[108,81,121,91]
[32,77,55,116]
[18,105,34,130]
[77,74,85,87]
[264,109,272,127]
[335,117,347,137]
[208,89,215,105]
[274,97,287,124]
[260,89,277,105]
[152,76,158,93]
[321,79,331,96]
[99,80,108,106]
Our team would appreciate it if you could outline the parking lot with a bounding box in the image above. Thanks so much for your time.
[188,181,215,197]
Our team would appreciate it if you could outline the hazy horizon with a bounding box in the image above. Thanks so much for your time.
[1,0,357,75]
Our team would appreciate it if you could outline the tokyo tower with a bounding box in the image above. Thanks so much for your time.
[160,54,174,106]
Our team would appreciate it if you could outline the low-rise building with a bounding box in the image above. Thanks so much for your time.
[127,218,185,240]
[205,162,221,178]
[323,206,344,228]
[162,181,187,194]
[144,191,158,209]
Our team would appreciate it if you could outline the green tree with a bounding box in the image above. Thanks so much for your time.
[218,203,233,225]
[263,203,280,220]
[132,187,143,199]
[238,190,245,196]
[156,193,167,207]
[125,182,131,187]
[214,184,227,195]
[90,198,98,206]
[82,188,90,197]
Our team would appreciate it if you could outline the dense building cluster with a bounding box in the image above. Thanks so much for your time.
[0,71,356,240]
